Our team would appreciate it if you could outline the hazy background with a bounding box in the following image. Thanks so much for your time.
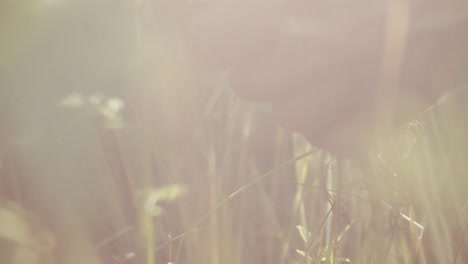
[1,1,467,263]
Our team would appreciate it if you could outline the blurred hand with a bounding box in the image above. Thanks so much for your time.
[186,0,468,156]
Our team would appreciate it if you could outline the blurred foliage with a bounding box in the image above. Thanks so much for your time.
[0,0,467,264]
[0,201,55,264]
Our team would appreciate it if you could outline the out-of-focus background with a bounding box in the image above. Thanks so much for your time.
[0,1,467,263]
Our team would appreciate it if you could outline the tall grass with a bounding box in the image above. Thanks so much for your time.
[1,1,467,263]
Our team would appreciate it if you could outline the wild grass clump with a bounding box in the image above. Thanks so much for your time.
[1,1,467,263]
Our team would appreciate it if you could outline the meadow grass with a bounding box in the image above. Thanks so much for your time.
[1,1,467,263]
